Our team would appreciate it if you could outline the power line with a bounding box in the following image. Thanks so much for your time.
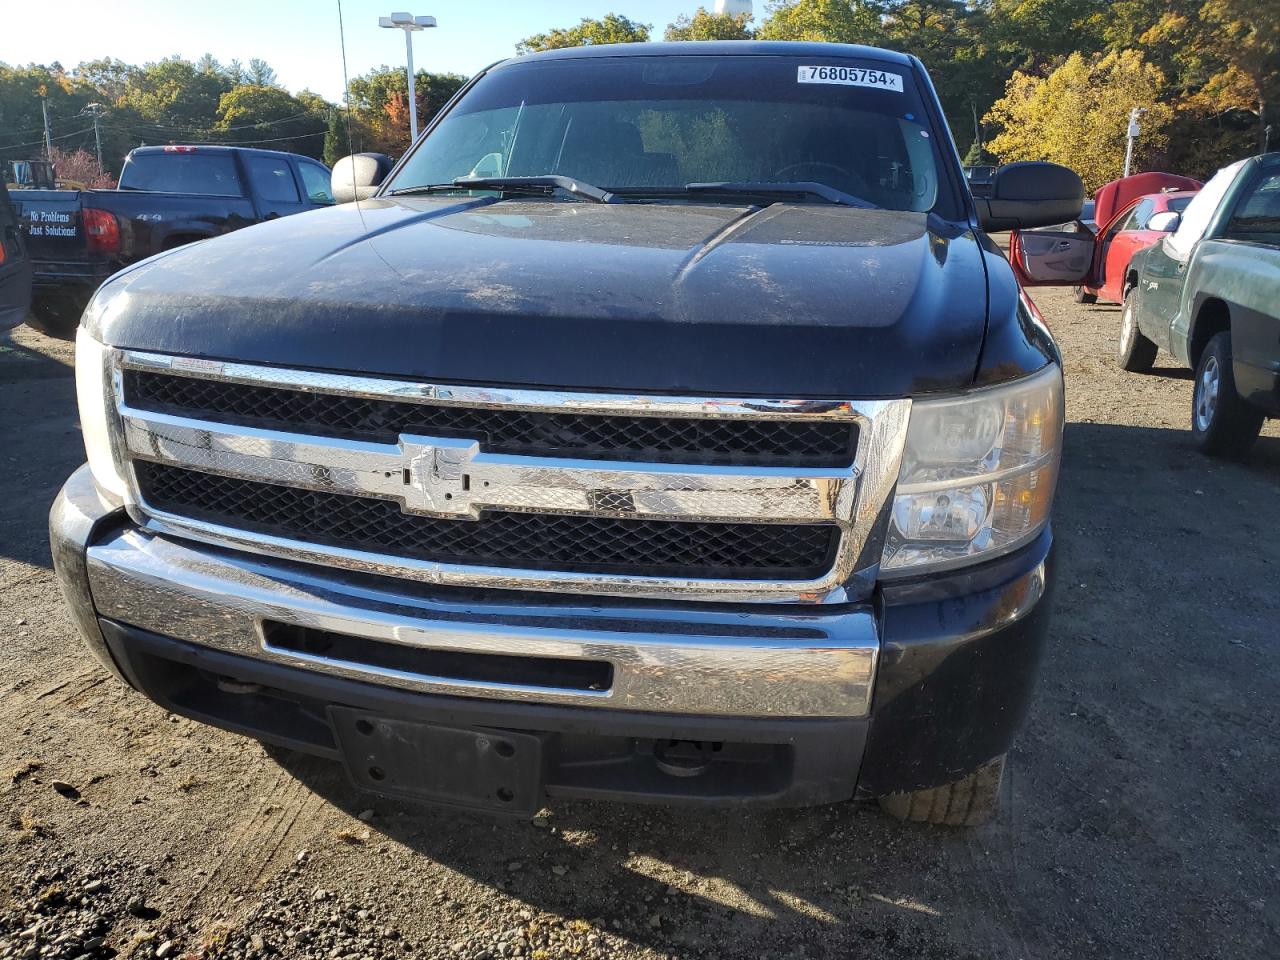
[0,126,95,151]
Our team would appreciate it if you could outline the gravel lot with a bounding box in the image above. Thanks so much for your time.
[2,286,1278,960]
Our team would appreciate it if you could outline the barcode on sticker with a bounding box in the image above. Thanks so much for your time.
[797,65,903,92]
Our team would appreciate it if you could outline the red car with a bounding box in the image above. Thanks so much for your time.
[1072,172,1202,304]
[1008,171,1198,302]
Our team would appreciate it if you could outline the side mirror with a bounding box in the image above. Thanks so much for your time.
[975,162,1085,232]
[1146,210,1181,233]
[331,153,394,204]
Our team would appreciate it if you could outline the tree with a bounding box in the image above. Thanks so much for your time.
[73,58,137,103]
[1197,0,1279,151]
[246,58,279,88]
[665,7,754,41]
[47,145,115,188]
[756,0,881,44]
[215,84,327,159]
[962,139,994,166]
[515,14,651,54]
[344,66,466,158]
[985,50,1175,192]
[121,56,233,127]
[323,109,360,165]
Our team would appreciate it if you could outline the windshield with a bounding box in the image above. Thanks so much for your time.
[386,55,953,214]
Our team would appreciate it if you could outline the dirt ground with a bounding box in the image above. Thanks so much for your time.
[2,287,1278,960]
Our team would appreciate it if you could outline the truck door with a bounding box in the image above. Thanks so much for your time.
[1143,164,1243,355]
[1008,229,1094,284]
[242,154,310,220]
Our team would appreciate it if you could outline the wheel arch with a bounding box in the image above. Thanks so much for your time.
[1189,297,1231,367]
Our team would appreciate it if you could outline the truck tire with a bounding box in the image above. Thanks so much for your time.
[1073,285,1097,304]
[877,754,1004,827]
[1117,284,1157,372]
[1192,331,1264,459]
[26,294,82,341]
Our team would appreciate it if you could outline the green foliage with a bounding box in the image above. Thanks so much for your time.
[962,140,994,166]
[985,51,1176,191]
[665,8,754,41]
[516,14,651,55]
[343,66,467,157]
[323,109,355,167]
[755,0,881,44]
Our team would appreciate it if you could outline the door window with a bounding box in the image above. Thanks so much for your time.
[1224,170,1280,245]
[298,162,335,204]
[1129,198,1155,230]
[246,156,301,203]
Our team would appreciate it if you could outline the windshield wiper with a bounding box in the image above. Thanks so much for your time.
[388,175,616,204]
[683,181,877,208]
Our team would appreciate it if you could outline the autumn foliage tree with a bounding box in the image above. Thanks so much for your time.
[985,51,1174,192]
[46,146,116,188]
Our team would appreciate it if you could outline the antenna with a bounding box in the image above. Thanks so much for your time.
[335,0,366,221]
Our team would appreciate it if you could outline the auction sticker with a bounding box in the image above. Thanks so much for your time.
[797,65,903,92]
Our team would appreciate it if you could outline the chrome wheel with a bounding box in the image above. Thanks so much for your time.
[1119,303,1134,354]
[1195,355,1220,431]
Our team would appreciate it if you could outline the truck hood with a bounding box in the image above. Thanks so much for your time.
[91,196,990,397]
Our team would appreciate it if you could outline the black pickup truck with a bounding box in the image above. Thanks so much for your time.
[11,145,333,337]
[0,183,33,331]
[53,42,1084,826]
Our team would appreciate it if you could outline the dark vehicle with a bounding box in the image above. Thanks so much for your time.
[53,43,1082,826]
[10,145,334,338]
[963,163,996,198]
[0,183,33,331]
[1015,153,1280,458]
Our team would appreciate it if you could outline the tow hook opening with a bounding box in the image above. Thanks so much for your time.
[653,739,724,778]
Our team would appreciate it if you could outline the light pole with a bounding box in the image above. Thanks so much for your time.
[1123,106,1147,179]
[80,103,107,170]
[379,12,437,143]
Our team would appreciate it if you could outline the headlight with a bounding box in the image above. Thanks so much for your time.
[881,365,1062,576]
[75,329,127,500]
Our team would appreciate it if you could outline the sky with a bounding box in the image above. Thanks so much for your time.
[2,1,729,102]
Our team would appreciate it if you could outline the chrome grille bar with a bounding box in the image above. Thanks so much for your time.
[112,350,912,603]
[119,410,853,523]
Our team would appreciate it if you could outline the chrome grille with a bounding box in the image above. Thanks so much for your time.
[112,351,912,603]
[135,462,840,579]
[123,370,857,467]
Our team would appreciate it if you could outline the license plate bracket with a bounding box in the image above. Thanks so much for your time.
[329,707,547,815]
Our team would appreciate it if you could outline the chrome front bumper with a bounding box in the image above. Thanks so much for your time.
[55,465,880,719]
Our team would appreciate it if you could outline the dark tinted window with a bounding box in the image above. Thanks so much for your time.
[1226,171,1280,245]
[389,55,953,215]
[246,156,301,203]
[297,162,334,204]
[1168,195,1194,213]
[119,153,243,196]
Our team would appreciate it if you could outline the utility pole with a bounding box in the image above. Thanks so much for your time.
[38,86,53,159]
[1123,106,1147,179]
[379,13,437,142]
[81,103,107,170]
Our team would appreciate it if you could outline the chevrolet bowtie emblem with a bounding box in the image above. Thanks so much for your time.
[399,435,481,517]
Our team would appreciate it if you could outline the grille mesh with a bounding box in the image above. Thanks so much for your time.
[124,370,857,467]
[136,462,839,580]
